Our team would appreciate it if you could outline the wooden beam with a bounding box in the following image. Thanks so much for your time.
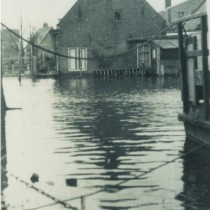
[185,50,203,58]
[201,15,210,120]
[171,12,207,25]
[178,22,189,113]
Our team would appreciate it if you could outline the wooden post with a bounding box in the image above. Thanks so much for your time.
[40,53,43,71]
[79,50,82,78]
[201,15,209,120]
[18,17,23,84]
[81,197,85,210]
[33,56,37,76]
[178,22,189,114]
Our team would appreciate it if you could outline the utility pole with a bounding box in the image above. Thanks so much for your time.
[18,16,23,84]
[79,49,82,78]
[1,27,8,111]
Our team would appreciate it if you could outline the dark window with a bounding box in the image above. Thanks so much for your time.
[114,10,122,21]
[178,12,184,17]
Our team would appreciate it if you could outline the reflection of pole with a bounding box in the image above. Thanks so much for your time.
[81,197,85,210]
[1,109,8,210]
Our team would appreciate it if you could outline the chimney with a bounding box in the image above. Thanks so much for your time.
[165,0,171,9]
[43,22,48,28]
[165,0,172,24]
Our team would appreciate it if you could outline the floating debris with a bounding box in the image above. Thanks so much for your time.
[66,179,77,187]
[30,173,39,183]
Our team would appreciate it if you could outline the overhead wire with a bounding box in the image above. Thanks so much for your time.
[21,142,205,210]
[1,167,77,210]
[1,22,177,61]
[1,16,194,210]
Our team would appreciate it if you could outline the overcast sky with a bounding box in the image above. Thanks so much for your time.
[1,0,186,36]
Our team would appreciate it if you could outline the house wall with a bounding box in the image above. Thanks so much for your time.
[1,29,19,72]
[36,33,56,71]
[57,0,166,73]
[37,33,54,61]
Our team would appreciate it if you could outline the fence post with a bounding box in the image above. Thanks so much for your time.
[81,196,85,210]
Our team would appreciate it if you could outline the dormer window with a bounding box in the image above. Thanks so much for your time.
[178,12,184,17]
[114,10,123,22]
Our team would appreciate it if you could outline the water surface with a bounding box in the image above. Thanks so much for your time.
[2,77,210,210]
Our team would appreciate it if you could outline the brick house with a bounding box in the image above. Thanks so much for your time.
[56,0,166,75]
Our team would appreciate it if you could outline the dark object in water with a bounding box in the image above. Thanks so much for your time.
[66,179,77,187]
[30,173,39,183]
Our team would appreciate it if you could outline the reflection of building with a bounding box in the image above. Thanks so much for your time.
[176,139,210,210]
[56,0,166,74]
[1,29,19,73]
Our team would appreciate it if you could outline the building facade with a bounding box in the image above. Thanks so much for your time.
[56,0,166,74]
[1,29,20,73]
[128,36,179,76]
[26,23,56,74]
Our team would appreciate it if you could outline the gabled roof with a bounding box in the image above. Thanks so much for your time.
[160,0,206,22]
[159,0,206,32]
[182,1,207,31]
[35,25,52,45]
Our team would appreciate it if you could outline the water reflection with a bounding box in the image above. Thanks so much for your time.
[1,111,8,210]
[177,139,210,210]
[52,77,185,209]
[3,77,209,210]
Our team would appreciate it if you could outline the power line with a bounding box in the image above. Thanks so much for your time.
[1,22,175,61]
[21,142,205,210]
[1,167,77,210]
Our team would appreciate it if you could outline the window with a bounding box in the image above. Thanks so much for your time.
[137,44,151,68]
[152,49,156,59]
[68,48,87,71]
[178,12,184,17]
[114,10,123,21]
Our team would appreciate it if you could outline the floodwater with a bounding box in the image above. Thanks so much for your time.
[1,77,210,210]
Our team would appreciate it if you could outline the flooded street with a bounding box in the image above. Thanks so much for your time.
[2,77,210,210]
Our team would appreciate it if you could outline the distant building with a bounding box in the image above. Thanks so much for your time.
[160,0,207,31]
[159,0,207,76]
[27,23,56,74]
[56,0,166,75]
[1,29,20,73]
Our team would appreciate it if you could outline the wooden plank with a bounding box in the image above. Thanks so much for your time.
[178,22,189,113]
[185,50,202,58]
[186,36,197,105]
[201,15,210,120]
[171,12,207,25]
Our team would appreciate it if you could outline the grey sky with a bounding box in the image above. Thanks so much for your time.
[1,0,186,36]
